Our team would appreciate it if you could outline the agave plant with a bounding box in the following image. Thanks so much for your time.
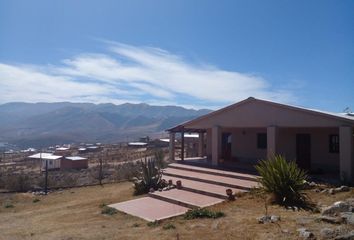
[255,155,308,205]
[133,157,166,195]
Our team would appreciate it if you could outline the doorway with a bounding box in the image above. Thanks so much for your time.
[296,134,311,170]
[221,132,232,161]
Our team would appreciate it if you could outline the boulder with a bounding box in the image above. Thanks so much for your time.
[297,228,314,239]
[322,201,353,215]
[335,230,354,240]
[318,216,344,224]
[320,228,336,239]
[340,212,354,225]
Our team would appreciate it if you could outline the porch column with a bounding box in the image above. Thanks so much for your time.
[198,132,204,157]
[212,126,221,166]
[181,128,185,161]
[267,126,278,158]
[339,126,353,183]
[169,132,175,161]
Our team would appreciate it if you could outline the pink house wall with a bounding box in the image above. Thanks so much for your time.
[277,128,340,172]
[206,127,340,173]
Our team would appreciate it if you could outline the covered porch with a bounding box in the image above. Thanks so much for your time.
[168,125,354,182]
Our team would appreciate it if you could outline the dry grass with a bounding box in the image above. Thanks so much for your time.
[0,182,353,240]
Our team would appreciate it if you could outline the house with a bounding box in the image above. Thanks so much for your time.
[167,97,354,183]
[61,156,88,170]
[28,153,63,170]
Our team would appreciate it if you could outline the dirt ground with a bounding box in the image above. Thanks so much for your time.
[0,182,353,240]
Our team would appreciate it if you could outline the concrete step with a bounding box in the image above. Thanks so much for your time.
[162,175,246,199]
[149,189,224,208]
[163,168,259,190]
[108,197,189,222]
[168,163,258,182]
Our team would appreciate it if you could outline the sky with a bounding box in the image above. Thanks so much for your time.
[0,0,353,111]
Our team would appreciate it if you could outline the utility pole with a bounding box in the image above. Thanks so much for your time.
[44,159,48,195]
[99,157,103,186]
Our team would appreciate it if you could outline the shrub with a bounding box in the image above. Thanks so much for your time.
[101,206,118,215]
[133,158,166,195]
[4,203,14,208]
[147,220,160,227]
[255,155,308,205]
[163,223,176,230]
[5,174,32,192]
[32,198,40,203]
[184,208,225,220]
[99,203,107,208]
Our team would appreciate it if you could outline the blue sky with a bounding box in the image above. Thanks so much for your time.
[0,0,353,111]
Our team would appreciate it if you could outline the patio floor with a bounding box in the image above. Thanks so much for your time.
[108,197,189,222]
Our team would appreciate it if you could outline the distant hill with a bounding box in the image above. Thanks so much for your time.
[0,102,211,148]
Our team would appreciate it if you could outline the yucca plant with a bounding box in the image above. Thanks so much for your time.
[133,157,166,195]
[255,155,308,205]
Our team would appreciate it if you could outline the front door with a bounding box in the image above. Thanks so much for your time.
[221,132,232,161]
[296,134,311,170]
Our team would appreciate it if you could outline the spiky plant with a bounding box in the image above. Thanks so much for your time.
[133,157,166,195]
[255,155,308,205]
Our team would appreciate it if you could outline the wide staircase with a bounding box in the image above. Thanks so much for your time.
[109,163,259,221]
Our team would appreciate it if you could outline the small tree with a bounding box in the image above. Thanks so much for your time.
[255,155,308,205]
[133,157,166,195]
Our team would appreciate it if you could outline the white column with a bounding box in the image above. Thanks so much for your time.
[212,126,221,166]
[169,132,175,161]
[267,126,278,158]
[198,132,204,157]
[339,126,353,183]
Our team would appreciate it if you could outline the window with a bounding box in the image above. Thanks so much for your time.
[329,134,339,153]
[257,133,267,149]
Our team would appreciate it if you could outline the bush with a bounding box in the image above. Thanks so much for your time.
[255,155,308,205]
[163,223,176,230]
[32,198,40,203]
[184,208,225,219]
[5,174,32,192]
[133,158,166,195]
[101,206,118,215]
[147,220,160,227]
[4,203,14,208]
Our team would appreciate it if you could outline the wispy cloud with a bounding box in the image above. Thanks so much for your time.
[0,41,296,109]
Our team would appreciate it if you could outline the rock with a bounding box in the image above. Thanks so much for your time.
[321,189,329,194]
[345,198,354,207]
[337,186,350,192]
[329,188,335,195]
[297,228,314,239]
[320,228,335,239]
[340,212,354,225]
[257,215,280,224]
[190,223,207,229]
[270,215,280,223]
[335,230,354,240]
[257,215,270,224]
[211,220,220,230]
[318,216,344,224]
[322,201,353,215]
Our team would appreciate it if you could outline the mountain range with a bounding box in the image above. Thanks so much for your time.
[0,102,211,148]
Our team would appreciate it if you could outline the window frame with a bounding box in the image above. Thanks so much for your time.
[257,133,267,149]
[329,134,339,153]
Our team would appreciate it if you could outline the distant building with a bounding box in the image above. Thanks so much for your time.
[61,156,88,170]
[28,153,63,170]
